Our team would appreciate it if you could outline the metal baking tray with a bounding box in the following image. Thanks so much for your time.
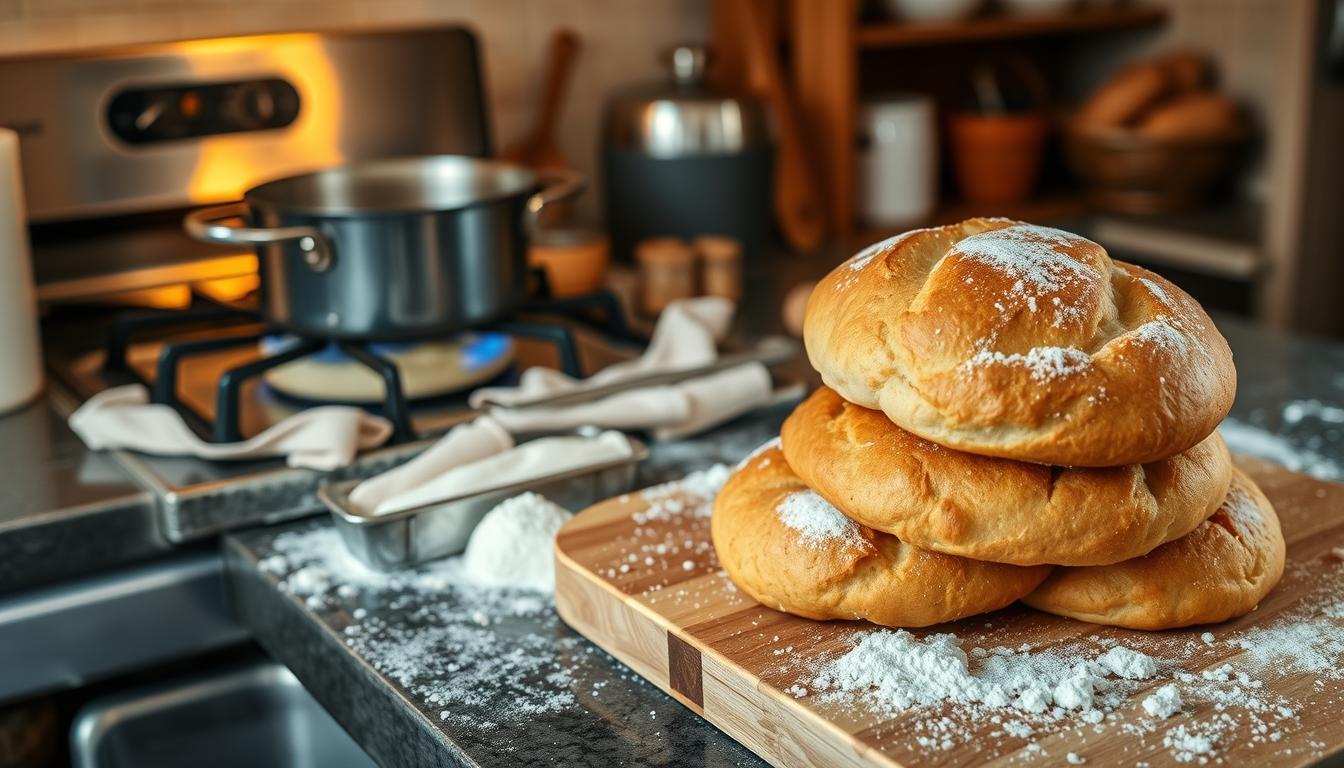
[318,436,648,571]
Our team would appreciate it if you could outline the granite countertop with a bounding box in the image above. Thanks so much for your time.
[225,408,791,768]
[221,310,1344,768]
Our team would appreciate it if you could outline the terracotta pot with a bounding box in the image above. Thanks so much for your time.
[948,112,1050,205]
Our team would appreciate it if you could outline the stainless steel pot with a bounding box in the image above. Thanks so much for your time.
[184,156,582,339]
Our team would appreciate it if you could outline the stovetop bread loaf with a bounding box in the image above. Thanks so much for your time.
[781,387,1232,566]
[710,443,1051,628]
[804,218,1235,466]
[1024,468,1285,629]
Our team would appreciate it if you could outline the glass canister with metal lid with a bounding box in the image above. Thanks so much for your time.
[602,45,774,263]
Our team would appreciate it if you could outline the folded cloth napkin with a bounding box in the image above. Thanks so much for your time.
[487,362,773,440]
[347,416,514,514]
[369,430,633,516]
[68,384,393,471]
[466,295,770,438]
[346,296,769,516]
[468,296,735,408]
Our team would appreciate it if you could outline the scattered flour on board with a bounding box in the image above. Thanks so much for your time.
[1098,646,1158,679]
[1142,684,1183,718]
[633,463,731,524]
[810,632,1154,719]
[776,489,870,551]
[780,554,1344,764]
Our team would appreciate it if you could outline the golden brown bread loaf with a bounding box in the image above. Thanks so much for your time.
[1074,62,1170,131]
[1137,93,1242,139]
[781,387,1233,566]
[1023,468,1284,630]
[804,218,1236,466]
[710,444,1052,628]
[1155,50,1214,94]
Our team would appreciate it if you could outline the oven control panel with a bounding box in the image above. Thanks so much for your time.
[0,27,490,221]
[107,78,301,144]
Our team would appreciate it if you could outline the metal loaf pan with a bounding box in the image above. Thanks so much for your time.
[318,437,648,571]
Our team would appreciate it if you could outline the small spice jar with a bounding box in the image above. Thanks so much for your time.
[635,237,696,315]
[694,235,743,302]
[528,228,610,298]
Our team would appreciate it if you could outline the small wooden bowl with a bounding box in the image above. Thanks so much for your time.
[1063,127,1248,214]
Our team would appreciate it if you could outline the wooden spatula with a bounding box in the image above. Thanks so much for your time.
[501,29,581,172]
[734,0,827,252]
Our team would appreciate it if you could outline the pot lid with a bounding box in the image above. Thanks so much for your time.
[604,45,772,157]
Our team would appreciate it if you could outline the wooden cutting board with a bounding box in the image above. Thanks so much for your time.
[554,456,1344,767]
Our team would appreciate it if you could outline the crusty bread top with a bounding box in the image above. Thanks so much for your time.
[710,444,1051,628]
[1024,468,1285,630]
[782,387,1232,566]
[804,218,1236,466]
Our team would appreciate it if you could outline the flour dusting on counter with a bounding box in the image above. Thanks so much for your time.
[258,491,580,725]
[1220,417,1344,481]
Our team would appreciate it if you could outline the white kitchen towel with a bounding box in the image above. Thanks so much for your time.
[347,416,514,514]
[468,296,735,408]
[651,363,775,441]
[369,430,633,516]
[487,362,773,439]
[68,384,393,471]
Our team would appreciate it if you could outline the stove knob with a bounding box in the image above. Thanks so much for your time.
[133,97,168,132]
[223,81,277,130]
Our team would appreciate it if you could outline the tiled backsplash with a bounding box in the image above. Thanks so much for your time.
[0,0,709,222]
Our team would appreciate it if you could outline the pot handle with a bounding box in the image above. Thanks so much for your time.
[183,203,335,272]
[525,170,585,228]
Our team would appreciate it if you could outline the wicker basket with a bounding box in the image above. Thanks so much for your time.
[1063,128,1248,214]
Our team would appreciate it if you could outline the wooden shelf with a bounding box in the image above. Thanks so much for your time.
[853,195,1089,247]
[856,6,1167,49]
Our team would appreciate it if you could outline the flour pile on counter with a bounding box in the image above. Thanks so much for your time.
[463,492,572,592]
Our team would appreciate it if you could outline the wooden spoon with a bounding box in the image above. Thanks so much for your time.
[501,29,581,172]
[733,0,826,252]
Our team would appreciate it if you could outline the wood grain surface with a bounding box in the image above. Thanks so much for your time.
[554,455,1344,767]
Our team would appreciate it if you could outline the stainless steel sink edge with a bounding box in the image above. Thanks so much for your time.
[0,551,249,704]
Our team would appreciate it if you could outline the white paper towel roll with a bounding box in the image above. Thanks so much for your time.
[0,129,43,412]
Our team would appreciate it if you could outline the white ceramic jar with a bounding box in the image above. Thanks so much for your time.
[857,95,938,229]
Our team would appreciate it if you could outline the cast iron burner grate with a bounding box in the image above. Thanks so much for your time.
[102,280,631,444]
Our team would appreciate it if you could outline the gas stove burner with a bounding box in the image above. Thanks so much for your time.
[96,287,635,446]
[259,333,514,404]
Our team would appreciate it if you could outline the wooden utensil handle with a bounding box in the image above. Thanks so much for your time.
[534,29,581,144]
[734,0,827,252]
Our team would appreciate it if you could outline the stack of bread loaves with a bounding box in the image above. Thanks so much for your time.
[711,218,1285,630]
